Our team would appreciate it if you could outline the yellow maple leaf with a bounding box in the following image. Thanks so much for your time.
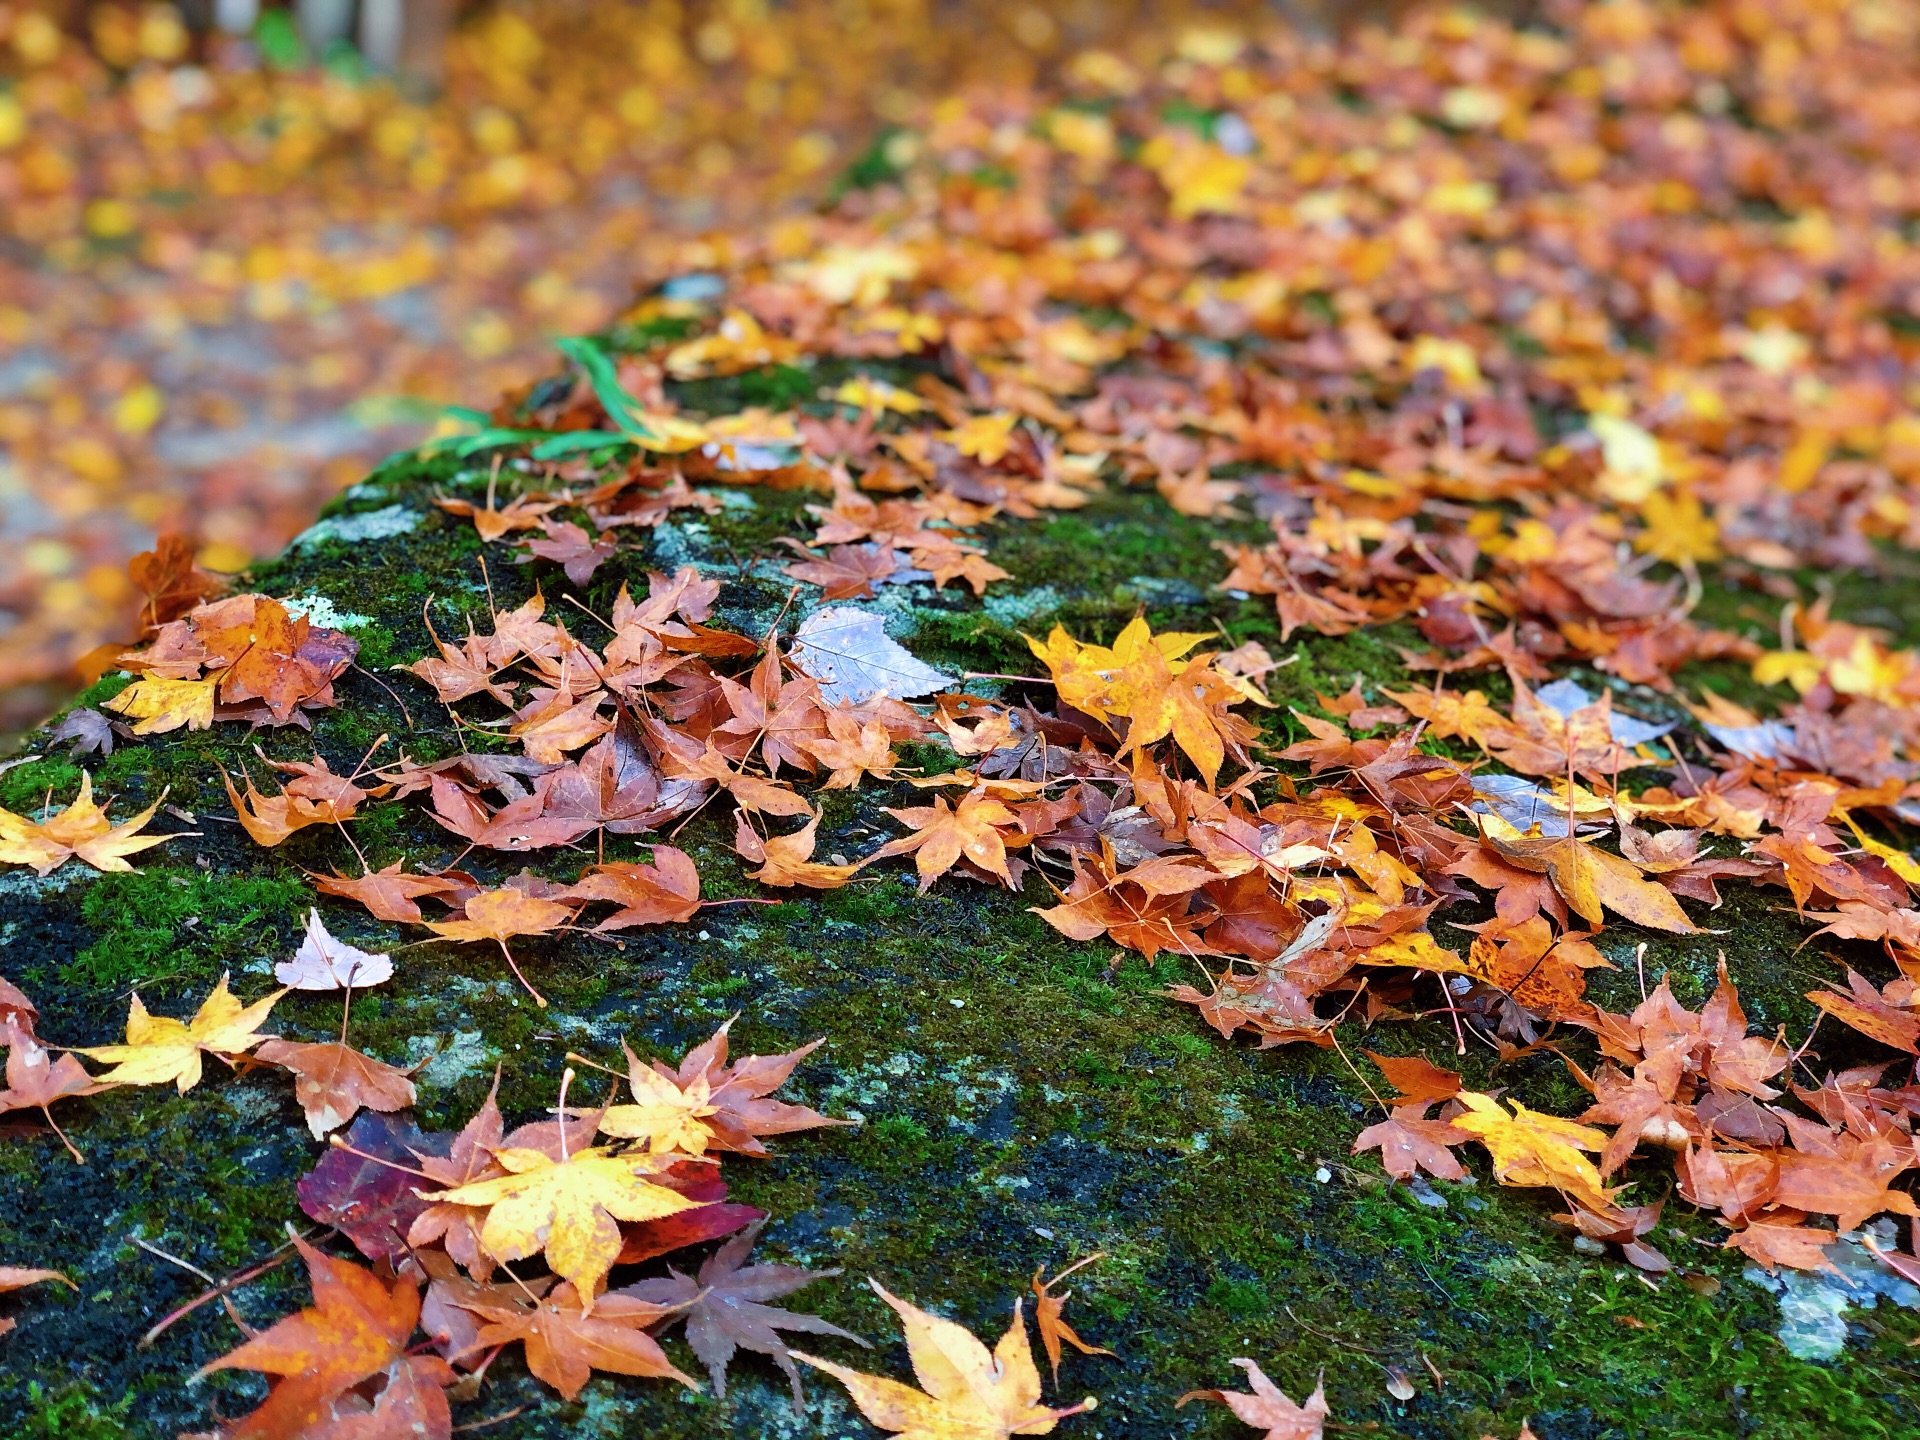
[1633,486,1720,566]
[102,677,217,735]
[794,1280,1095,1440]
[1450,1091,1614,1211]
[598,1061,718,1156]
[422,1145,700,1308]
[77,974,284,1092]
[0,773,173,877]
[1026,618,1254,785]
[940,412,1020,466]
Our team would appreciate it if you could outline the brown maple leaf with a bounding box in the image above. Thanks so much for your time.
[1353,1103,1471,1182]
[454,1281,697,1400]
[1178,1360,1327,1440]
[0,1019,111,1163]
[309,862,471,925]
[781,538,901,600]
[518,517,619,585]
[424,886,575,1008]
[256,1039,418,1140]
[129,533,226,631]
[735,811,863,890]
[1030,1254,1113,1383]
[193,1234,422,1439]
[873,789,1018,892]
[564,846,705,932]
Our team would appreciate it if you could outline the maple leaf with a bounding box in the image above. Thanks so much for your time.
[101,675,217,735]
[407,1074,506,1279]
[0,1019,110,1163]
[1177,1361,1327,1440]
[436,483,558,542]
[129,533,225,630]
[800,708,900,788]
[874,790,1018,892]
[1450,1091,1615,1212]
[1723,1214,1842,1275]
[599,1019,846,1158]
[0,773,173,876]
[1353,1103,1471,1183]
[299,1111,447,1267]
[421,1145,701,1307]
[310,862,470,925]
[424,886,575,1007]
[276,909,394,990]
[623,1218,866,1406]
[736,811,863,890]
[77,975,282,1092]
[222,756,369,848]
[1805,970,1920,1054]
[794,1280,1095,1440]
[783,539,902,599]
[563,847,705,933]
[1026,618,1256,785]
[456,1280,698,1400]
[0,1263,76,1337]
[1030,1256,1113,1383]
[297,1355,456,1440]
[256,1039,418,1139]
[517,516,620,585]
[194,1234,422,1440]
[1485,830,1698,934]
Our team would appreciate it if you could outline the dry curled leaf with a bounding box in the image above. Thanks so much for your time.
[255,1039,418,1140]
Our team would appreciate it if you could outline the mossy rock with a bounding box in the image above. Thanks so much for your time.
[4,391,1920,1439]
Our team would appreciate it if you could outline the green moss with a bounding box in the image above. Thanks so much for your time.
[21,1383,134,1440]
[61,869,310,991]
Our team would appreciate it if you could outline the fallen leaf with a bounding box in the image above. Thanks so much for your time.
[622,1218,865,1406]
[77,975,283,1092]
[276,910,395,991]
[794,1280,1095,1440]
[0,1018,110,1163]
[455,1280,698,1400]
[0,773,173,876]
[1178,1360,1328,1440]
[256,1040,418,1139]
[421,1145,701,1306]
[1031,1256,1113,1383]
[1486,831,1698,934]
[193,1234,421,1440]
[736,811,863,889]
[789,607,952,705]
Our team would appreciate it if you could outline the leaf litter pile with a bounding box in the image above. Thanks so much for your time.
[14,1,1920,1435]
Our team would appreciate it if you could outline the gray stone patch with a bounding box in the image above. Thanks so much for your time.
[1126,574,1208,607]
[0,867,92,902]
[291,504,420,550]
[1743,1220,1920,1360]
[982,585,1061,627]
[408,1029,495,1090]
[278,592,374,630]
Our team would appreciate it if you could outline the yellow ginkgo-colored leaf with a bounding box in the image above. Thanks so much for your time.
[598,1058,718,1156]
[77,974,284,1093]
[0,773,173,877]
[794,1280,1095,1440]
[422,1146,701,1309]
[102,677,217,735]
[1450,1091,1614,1211]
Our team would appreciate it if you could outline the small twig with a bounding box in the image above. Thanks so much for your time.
[135,1231,313,1348]
[452,1407,528,1433]
[1283,1303,1389,1355]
